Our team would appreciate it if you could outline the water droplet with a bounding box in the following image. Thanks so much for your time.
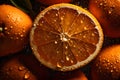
[66,56,69,61]
[106,59,110,62]
[80,20,83,24]
[113,66,116,69]
[108,10,112,14]
[60,17,64,20]
[10,26,13,29]
[84,27,87,30]
[24,72,30,79]
[65,46,68,49]
[111,69,114,72]
[56,14,58,16]
[33,23,37,27]
[4,27,8,30]
[20,34,24,37]
[41,21,44,23]
[73,45,76,47]
[83,35,86,38]
[92,33,95,36]
[71,60,74,63]
[54,19,57,22]
[55,41,58,44]
[95,0,98,3]
[18,66,25,71]
[116,60,119,63]
[56,51,60,54]
[22,30,25,33]
[57,62,62,68]
[0,27,3,32]
[99,2,103,6]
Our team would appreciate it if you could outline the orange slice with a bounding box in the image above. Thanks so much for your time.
[30,3,104,71]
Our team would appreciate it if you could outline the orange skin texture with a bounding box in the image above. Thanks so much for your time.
[0,53,51,80]
[89,0,120,38]
[52,70,88,80]
[91,45,120,80]
[0,4,32,56]
[37,0,71,5]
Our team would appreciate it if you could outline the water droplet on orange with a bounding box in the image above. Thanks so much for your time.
[24,72,30,79]
[55,41,58,44]
[20,34,24,37]
[66,56,70,61]
[18,66,25,71]
[0,27,3,31]
[10,26,13,29]
[57,62,62,68]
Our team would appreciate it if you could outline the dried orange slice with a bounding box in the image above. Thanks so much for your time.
[30,3,104,71]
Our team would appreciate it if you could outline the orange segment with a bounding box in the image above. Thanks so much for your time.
[30,3,104,71]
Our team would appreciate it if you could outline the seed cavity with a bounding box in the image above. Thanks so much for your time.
[60,33,70,42]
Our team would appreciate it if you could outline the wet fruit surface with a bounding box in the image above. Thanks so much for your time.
[0,0,120,80]
[0,4,32,56]
[91,45,120,80]
[89,0,120,38]
[0,52,52,80]
[30,3,103,71]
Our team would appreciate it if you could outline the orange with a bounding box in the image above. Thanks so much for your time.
[30,3,104,71]
[0,4,32,57]
[52,70,88,80]
[91,45,120,80]
[37,0,71,5]
[0,53,51,80]
[89,0,120,38]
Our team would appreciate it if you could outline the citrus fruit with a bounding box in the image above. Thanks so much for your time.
[0,53,51,80]
[30,3,104,71]
[0,4,32,57]
[20,53,52,80]
[37,0,71,5]
[89,0,120,38]
[52,70,88,80]
[91,45,120,80]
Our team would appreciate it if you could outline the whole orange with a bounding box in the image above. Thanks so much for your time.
[37,0,71,5]
[0,4,32,57]
[91,45,120,80]
[89,0,120,38]
[0,53,51,80]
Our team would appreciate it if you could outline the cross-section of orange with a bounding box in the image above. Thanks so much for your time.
[30,3,104,71]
